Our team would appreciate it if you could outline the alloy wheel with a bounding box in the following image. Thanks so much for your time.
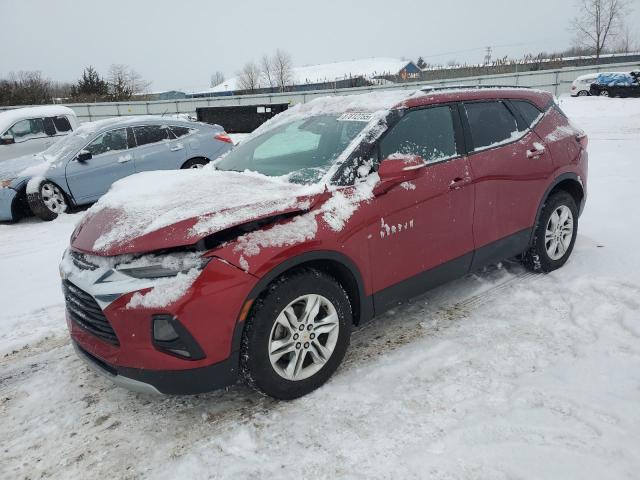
[545,205,574,260]
[268,294,340,381]
[41,183,67,214]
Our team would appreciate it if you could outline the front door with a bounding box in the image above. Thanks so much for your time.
[367,105,475,311]
[65,127,135,204]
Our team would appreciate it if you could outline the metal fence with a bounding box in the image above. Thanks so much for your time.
[2,60,640,123]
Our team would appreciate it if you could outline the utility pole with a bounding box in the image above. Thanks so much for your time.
[484,46,493,65]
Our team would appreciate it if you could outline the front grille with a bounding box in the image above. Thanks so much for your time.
[63,280,119,346]
[70,250,99,271]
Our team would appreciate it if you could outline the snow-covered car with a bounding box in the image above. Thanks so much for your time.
[570,73,599,97]
[0,105,78,162]
[0,116,233,222]
[589,71,640,97]
[62,87,588,399]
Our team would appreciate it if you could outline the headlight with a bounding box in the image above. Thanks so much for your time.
[0,179,13,188]
[116,253,210,279]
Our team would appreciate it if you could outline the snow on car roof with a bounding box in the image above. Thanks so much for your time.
[0,105,76,134]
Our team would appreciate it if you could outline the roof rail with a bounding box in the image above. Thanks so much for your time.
[420,85,531,92]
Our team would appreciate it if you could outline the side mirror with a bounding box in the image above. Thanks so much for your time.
[375,154,425,194]
[76,150,92,162]
[1,134,15,145]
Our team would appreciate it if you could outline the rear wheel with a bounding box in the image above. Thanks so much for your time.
[27,180,68,221]
[181,157,209,169]
[522,191,578,272]
[600,90,610,97]
[241,269,352,399]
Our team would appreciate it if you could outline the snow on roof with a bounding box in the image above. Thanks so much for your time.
[201,57,413,94]
[0,105,76,134]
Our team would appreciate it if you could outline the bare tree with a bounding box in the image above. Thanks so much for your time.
[571,0,631,58]
[107,64,151,101]
[615,23,638,52]
[237,61,261,92]
[210,71,225,88]
[261,54,276,89]
[0,71,53,106]
[273,49,293,92]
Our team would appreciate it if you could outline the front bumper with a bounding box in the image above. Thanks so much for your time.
[0,187,18,221]
[73,340,239,395]
[65,253,258,395]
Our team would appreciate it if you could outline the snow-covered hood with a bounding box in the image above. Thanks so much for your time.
[71,168,325,256]
[0,153,45,181]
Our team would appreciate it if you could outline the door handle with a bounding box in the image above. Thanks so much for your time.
[170,143,184,152]
[118,154,132,163]
[526,147,546,159]
[449,176,472,190]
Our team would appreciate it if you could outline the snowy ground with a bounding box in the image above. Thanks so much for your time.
[1,97,639,479]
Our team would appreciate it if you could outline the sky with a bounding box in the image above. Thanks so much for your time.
[1,0,639,92]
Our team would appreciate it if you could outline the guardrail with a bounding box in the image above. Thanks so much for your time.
[2,60,639,123]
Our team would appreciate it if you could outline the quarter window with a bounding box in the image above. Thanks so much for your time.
[8,118,46,141]
[380,106,457,163]
[133,125,171,146]
[86,129,128,156]
[169,126,193,138]
[511,100,542,128]
[464,101,519,151]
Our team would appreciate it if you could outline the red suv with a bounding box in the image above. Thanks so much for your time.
[62,87,587,399]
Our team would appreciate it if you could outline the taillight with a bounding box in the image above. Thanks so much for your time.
[215,132,233,144]
[576,133,588,149]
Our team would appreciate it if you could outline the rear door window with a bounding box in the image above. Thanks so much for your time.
[133,125,171,146]
[52,116,72,133]
[379,106,457,164]
[464,101,519,151]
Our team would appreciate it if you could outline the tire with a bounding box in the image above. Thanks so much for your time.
[241,269,352,400]
[600,90,609,97]
[522,191,578,273]
[577,90,589,97]
[27,180,68,221]
[181,157,209,169]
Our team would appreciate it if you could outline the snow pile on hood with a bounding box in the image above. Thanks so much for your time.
[88,168,321,251]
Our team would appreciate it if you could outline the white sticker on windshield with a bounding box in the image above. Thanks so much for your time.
[338,112,374,122]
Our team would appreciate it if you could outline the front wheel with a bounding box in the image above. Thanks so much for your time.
[522,191,578,272]
[241,269,352,399]
[27,180,68,221]
[600,90,610,97]
[577,90,589,97]
[181,157,209,169]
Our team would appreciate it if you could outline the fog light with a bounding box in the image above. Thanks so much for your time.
[153,317,179,342]
[151,315,205,361]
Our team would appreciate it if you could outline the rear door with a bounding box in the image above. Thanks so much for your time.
[367,105,475,310]
[65,128,135,203]
[131,125,188,172]
[461,99,555,269]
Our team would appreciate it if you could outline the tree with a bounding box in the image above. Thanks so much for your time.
[237,61,261,92]
[71,66,108,100]
[273,49,293,92]
[210,71,225,88]
[416,56,427,69]
[261,54,276,89]
[0,71,52,106]
[107,64,150,101]
[571,0,631,59]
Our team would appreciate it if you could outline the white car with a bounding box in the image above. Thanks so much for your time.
[570,73,599,97]
[0,106,79,162]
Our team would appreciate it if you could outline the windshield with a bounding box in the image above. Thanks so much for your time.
[215,114,369,184]
[40,128,92,163]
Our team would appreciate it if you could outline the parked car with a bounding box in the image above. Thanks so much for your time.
[589,71,640,97]
[0,105,78,162]
[62,87,588,399]
[570,73,599,96]
[0,115,233,222]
